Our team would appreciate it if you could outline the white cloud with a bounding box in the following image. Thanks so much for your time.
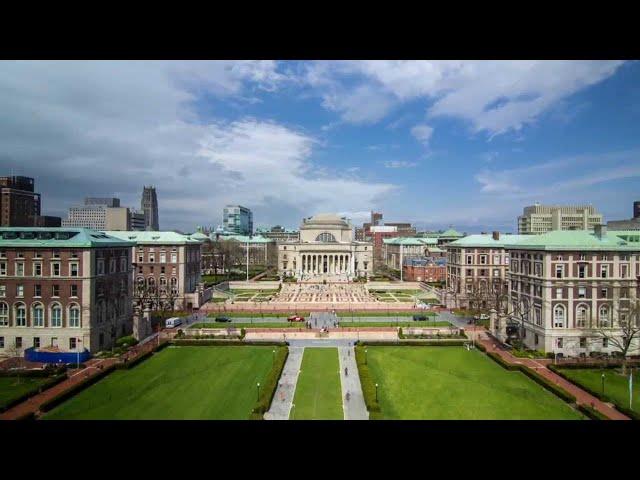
[383,160,419,169]
[301,60,625,136]
[0,61,394,230]
[410,124,434,145]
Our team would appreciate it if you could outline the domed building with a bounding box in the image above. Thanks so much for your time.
[278,213,373,280]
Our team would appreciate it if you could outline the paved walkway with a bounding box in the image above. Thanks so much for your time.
[264,347,304,420]
[477,333,629,420]
[338,346,368,420]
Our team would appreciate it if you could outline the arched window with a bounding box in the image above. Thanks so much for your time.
[147,277,156,289]
[576,304,589,327]
[0,302,8,326]
[14,302,27,327]
[599,305,610,327]
[553,304,565,328]
[69,303,81,328]
[51,303,63,327]
[170,276,178,294]
[159,276,167,286]
[315,232,337,243]
[32,302,44,327]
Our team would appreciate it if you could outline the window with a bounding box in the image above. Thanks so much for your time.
[0,285,5,298]
[0,262,6,276]
[0,303,8,326]
[70,263,79,277]
[553,305,566,328]
[32,303,44,327]
[33,262,42,276]
[53,250,60,259]
[555,265,563,279]
[534,334,539,345]
[556,288,562,299]
[15,337,22,349]
[0,337,3,348]
[70,285,78,297]
[576,305,588,327]
[33,337,40,348]
[97,259,104,275]
[52,285,60,297]
[599,305,609,327]
[69,304,80,328]
[579,254,586,261]
[621,264,628,278]
[603,338,608,348]
[52,262,61,277]
[120,257,127,272]
[171,252,177,263]
[16,285,24,297]
[51,304,62,327]
[466,255,473,265]
[138,254,144,263]
[69,337,77,349]
[580,337,586,348]
[149,254,155,263]
[557,337,563,349]
[160,252,166,263]
[600,265,608,278]
[16,262,24,276]
[578,287,586,299]
[15,303,26,326]
[493,269,499,277]
[602,254,608,261]
[480,255,487,265]
[578,264,586,278]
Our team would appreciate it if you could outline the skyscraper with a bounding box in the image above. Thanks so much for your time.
[141,186,159,231]
[223,205,253,235]
[0,176,41,227]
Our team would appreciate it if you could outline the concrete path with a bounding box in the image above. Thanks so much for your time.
[264,346,304,420]
[338,346,368,420]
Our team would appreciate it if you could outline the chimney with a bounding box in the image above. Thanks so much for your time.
[595,224,607,239]
[492,231,500,241]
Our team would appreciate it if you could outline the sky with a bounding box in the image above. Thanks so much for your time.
[1,60,639,234]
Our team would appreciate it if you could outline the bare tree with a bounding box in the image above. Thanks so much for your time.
[591,299,640,374]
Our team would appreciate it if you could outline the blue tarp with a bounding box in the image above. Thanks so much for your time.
[24,347,92,364]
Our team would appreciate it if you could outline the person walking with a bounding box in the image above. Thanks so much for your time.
[344,367,348,376]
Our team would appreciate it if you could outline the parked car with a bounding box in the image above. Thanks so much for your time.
[413,315,427,322]
[473,313,490,321]
[288,315,305,322]
[214,316,231,323]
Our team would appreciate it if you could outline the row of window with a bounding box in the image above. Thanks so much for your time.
[0,336,81,350]
[96,257,128,275]
[0,302,81,328]
[0,250,78,260]
[137,251,178,264]
[0,283,78,299]
[0,261,80,277]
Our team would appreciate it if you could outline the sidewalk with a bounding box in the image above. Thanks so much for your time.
[264,347,304,420]
[477,334,629,420]
[338,346,368,420]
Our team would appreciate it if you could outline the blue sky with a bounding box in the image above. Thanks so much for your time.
[1,60,639,232]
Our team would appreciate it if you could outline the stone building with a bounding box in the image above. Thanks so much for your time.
[497,227,640,357]
[518,203,603,234]
[277,213,373,280]
[0,227,134,355]
[103,231,204,310]
[383,237,440,270]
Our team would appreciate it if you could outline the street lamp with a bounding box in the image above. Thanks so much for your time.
[601,372,606,396]
[257,382,261,401]
[272,349,276,364]
[375,383,379,403]
[291,403,295,420]
[365,349,368,365]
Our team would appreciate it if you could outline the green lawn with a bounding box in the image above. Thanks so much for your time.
[0,377,49,410]
[558,368,639,413]
[337,321,451,328]
[291,348,343,420]
[190,322,304,329]
[366,347,583,420]
[43,346,275,420]
[336,311,436,317]
[207,312,310,318]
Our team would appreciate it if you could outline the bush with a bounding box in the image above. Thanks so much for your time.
[359,340,467,347]
[251,346,288,417]
[115,335,139,348]
[577,404,609,420]
[518,366,576,404]
[0,373,67,413]
[172,339,285,347]
[355,346,382,419]
[486,352,520,371]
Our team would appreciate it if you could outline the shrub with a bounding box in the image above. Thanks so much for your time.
[251,346,288,417]
[486,352,520,371]
[577,404,609,420]
[358,340,467,347]
[355,346,382,418]
[115,335,139,348]
[0,373,67,413]
[518,366,576,404]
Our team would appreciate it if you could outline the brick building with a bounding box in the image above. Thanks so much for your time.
[0,176,41,227]
[403,261,447,283]
[0,227,134,356]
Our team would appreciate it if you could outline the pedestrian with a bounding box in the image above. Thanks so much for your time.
[345,367,348,376]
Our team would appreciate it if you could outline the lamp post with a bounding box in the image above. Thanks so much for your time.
[365,348,368,365]
[257,382,261,401]
[272,349,276,364]
[601,372,606,396]
[291,403,295,420]
[375,383,379,403]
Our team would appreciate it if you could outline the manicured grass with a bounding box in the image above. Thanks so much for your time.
[558,368,639,413]
[366,347,583,420]
[207,312,310,318]
[43,346,275,420]
[336,311,436,317]
[190,322,304,329]
[0,377,49,410]
[291,348,343,420]
[337,321,451,328]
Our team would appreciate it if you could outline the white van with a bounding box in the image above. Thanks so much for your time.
[165,317,182,328]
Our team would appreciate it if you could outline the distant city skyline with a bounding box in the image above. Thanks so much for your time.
[2,61,639,232]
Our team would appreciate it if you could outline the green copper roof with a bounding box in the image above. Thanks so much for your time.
[448,234,526,248]
[219,235,274,244]
[609,231,640,242]
[383,237,438,246]
[503,230,638,251]
[440,228,464,237]
[0,227,134,248]
[102,231,203,245]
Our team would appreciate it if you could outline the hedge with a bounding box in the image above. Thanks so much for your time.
[355,346,383,419]
[0,373,67,413]
[549,364,640,420]
[115,335,139,348]
[0,366,66,378]
[250,346,289,419]
[577,404,609,420]
[358,340,468,347]
[171,339,287,347]
[486,352,520,371]
[39,363,118,412]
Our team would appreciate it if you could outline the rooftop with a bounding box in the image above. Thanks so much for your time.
[102,231,204,245]
[383,237,438,246]
[0,227,134,248]
[448,234,527,248]
[504,230,639,251]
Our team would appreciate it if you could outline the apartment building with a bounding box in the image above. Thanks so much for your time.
[0,228,134,356]
[0,176,41,227]
[444,232,524,309]
[103,231,204,310]
[383,237,440,270]
[497,227,640,357]
[518,203,603,234]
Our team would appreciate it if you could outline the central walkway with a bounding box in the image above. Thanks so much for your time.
[338,345,368,420]
[264,347,304,420]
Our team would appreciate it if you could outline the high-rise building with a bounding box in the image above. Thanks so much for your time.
[517,203,603,234]
[141,186,159,231]
[371,211,383,226]
[0,176,41,227]
[84,197,120,207]
[223,205,253,235]
[607,200,640,231]
[129,209,146,231]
